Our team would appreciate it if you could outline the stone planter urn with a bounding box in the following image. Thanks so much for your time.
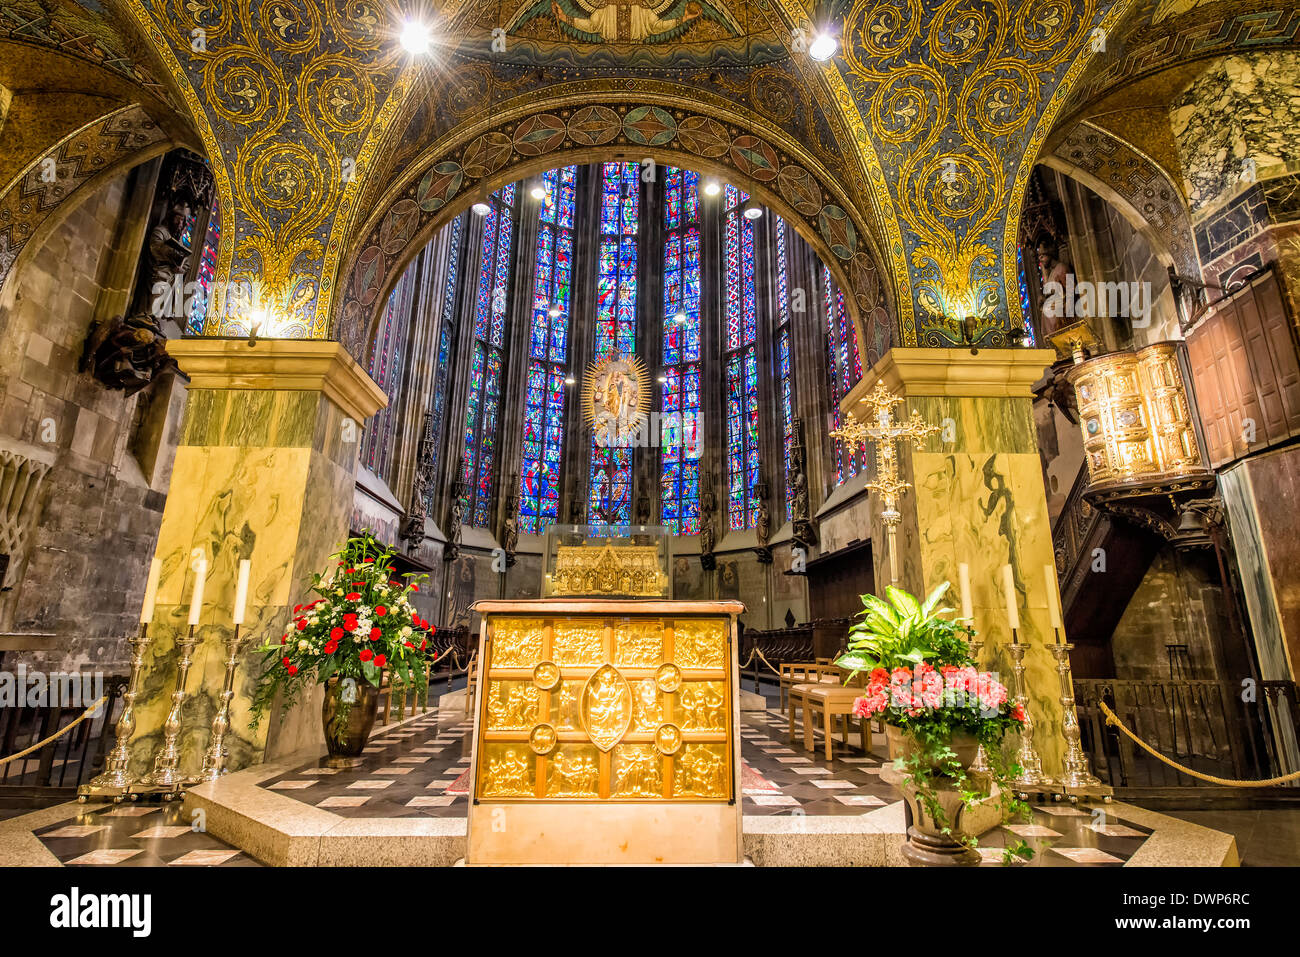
[321,676,380,768]
[881,724,986,867]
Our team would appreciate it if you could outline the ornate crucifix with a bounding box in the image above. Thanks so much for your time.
[830,382,939,586]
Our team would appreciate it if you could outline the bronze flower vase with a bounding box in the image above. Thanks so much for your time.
[321,676,379,768]
[881,725,983,867]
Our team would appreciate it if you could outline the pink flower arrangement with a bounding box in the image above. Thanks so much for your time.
[852,664,1021,721]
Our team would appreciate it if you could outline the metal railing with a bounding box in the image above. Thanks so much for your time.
[1074,678,1300,791]
[0,674,127,796]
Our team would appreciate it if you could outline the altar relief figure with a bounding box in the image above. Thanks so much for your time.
[679,682,725,731]
[548,748,599,796]
[674,744,725,797]
[614,745,663,796]
[483,748,533,796]
[630,678,663,731]
[486,682,540,730]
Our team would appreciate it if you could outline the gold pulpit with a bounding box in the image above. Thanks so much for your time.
[466,599,744,865]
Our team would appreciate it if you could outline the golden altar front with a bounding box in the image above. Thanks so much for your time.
[466,598,745,865]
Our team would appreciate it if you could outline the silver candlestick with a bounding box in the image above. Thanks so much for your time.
[967,636,991,775]
[1048,638,1110,796]
[1008,635,1055,790]
[198,624,249,782]
[134,624,200,798]
[79,623,152,802]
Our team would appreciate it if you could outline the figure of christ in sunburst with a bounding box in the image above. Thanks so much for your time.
[504,0,741,44]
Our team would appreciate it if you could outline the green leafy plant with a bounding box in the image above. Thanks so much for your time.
[837,582,1034,864]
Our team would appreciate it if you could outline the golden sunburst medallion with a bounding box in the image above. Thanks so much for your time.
[583,350,649,448]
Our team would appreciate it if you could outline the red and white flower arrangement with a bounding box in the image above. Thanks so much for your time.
[251,532,436,723]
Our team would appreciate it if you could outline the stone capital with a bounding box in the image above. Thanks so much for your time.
[842,348,1056,414]
[166,337,387,422]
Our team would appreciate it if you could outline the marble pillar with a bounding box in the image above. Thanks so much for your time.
[847,347,1065,778]
[126,339,386,778]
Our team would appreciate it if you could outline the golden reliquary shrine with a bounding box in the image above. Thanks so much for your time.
[466,522,743,864]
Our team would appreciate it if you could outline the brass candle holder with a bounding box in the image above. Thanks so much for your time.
[134,624,200,799]
[79,623,152,803]
[1007,634,1056,793]
[967,635,991,775]
[1048,636,1112,800]
[198,624,250,782]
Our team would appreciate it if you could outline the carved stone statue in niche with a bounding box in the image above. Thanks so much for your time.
[634,489,651,527]
[790,418,818,548]
[502,487,519,567]
[1035,238,1073,340]
[699,469,717,571]
[753,481,772,564]
[444,456,466,562]
[80,312,175,396]
[403,411,436,554]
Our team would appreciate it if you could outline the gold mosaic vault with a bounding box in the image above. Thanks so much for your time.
[474,613,734,802]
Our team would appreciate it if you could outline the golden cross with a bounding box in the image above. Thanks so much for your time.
[830,381,939,585]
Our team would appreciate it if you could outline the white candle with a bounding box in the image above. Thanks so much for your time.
[140,558,162,624]
[1045,563,1063,636]
[188,558,207,626]
[957,563,973,622]
[1001,563,1020,635]
[232,559,251,625]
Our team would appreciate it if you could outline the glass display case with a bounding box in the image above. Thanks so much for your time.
[541,524,671,598]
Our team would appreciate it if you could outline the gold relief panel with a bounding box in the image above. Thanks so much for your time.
[674,620,726,669]
[481,744,537,798]
[485,680,541,731]
[545,744,601,797]
[673,744,728,798]
[614,619,663,667]
[581,664,632,751]
[678,681,727,732]
[612,745,664,798]
[553,679,585,731]
[490,618,545,667]
[629,678,663,732]
[553,621,605,666]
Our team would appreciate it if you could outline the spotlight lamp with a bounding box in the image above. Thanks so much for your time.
[673,311,688,325]
[530,182,547,201]
[471,194,490,216]
[808,29,837,61]
[548,304,562,318]
[399,20,432,55]
[564,376,576,385]
[742,199,763,220]
[703,179,722,197]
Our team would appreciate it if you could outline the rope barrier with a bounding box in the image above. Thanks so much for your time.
[753,649,786,677]
[0,695,109,768]
[1099,701,1300,787]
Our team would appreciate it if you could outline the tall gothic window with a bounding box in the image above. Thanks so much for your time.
[724,185,760,530]
[360,267,414,479]
[588,162,639,526]
[463,184,515,527]
[186,197,220,334]
[427,212,463,489]
[775,217,796,521]
[521,167,576,534]
[824,263,864,484]
[1016,244,1036,346]
[660,168,701,535]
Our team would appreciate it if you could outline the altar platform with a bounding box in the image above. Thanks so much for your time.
[2,696,1239,867]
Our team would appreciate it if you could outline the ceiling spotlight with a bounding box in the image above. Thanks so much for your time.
[471,196,490,216]
[673,311,687,325]
[564,376,576,385]
[400,20,432,55]
[808,30,837,62]
[530,182,547,201]
[742,199,763,220]
[548,304,561,318]
[656,375,667,384]
[703,179,721,197]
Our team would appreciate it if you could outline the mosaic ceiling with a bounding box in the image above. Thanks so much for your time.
[8,0,1300,353]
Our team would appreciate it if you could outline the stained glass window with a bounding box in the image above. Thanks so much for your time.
[1017,244,1037,346]
[824,264,864,484]
[427,212,464,492]
[661,168,701,535]
[589,162,639,527]
[520,167,577,534]
[360,266,414,480]
[775,217,796,522]
[724,185,760,530]
[463,185,516,527]
[183,198,221,334]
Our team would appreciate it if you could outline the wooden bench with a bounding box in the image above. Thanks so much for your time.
[788,676,874,761]
[778,663,840,714]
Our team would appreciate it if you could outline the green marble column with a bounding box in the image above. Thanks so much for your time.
[848,347,1065,779]
[127,339,386,778]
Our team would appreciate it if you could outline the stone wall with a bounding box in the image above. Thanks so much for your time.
[0,170,182,674]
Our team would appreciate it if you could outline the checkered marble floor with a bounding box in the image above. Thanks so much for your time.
[34,802,259,867]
